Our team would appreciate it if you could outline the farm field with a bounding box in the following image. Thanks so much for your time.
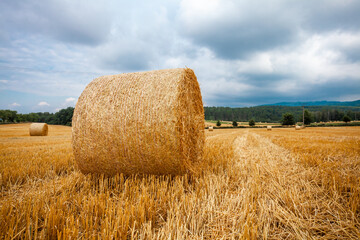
[1,124,360,239]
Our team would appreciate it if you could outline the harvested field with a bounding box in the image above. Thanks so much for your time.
[1,124,359,239]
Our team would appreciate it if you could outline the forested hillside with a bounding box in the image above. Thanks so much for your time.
[205,106,360,122]
[263,100,360,107]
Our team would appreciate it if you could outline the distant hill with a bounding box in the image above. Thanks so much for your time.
[263,100,360,107]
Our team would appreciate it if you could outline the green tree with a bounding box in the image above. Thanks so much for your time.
[15,114,23,122]
[249,119,255,127]
[54,107,74,126]
[282,113,295,125]
[304,110,313,125]
[0,110,18,122]
[216,120,221,127]
[37,112,55,123]
[29,113,40,122]
[232,121,238,127]
[343,115,351,123]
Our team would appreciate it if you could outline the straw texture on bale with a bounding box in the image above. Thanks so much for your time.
[72,68,204,176]
[208,126,214,131]
[29,123,48,136]
[267,126,272,131]
[295,126,301,130]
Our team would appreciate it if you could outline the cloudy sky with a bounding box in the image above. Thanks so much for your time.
[1,0,360,113]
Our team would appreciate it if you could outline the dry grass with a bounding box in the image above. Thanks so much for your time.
[0,124,73,191]
[1,124,359,239]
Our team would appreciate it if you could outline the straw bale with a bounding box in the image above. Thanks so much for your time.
[29,123,48,136]
[267,126,272,131]
[295,126,301,130]
[72,68,205,176]
[208,126,214,131]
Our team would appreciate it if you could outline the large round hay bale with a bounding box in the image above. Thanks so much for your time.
[208,126,214,131]
[295,125,301,130]
[72,68,205,176]
[29,123,48,136]
[267,126,272,131]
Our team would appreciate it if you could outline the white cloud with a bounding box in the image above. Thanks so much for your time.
[65,97,76,103]
[10,102,20,107]
[0,80,9,84]
[267,32,360,83]
[38,101,50,106]
[53,97,77,112]
[64,97,77,107]
[237,53,274,74]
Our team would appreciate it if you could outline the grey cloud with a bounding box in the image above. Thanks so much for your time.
[179,1,299,59]
[0,0,111,45]
[303,78,360,101]
[205,76,360,107]
[298,1,360,32]
[93,2,183,73]
[346,49,360,62]
[94,33,162,72]
[340,44,360,63]
[241,73,289,87]
[205,89,289,107]
[184,21,295,59]
[101,50,152,72]
[179,1,360,61]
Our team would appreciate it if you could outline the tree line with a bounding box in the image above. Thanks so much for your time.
[215,110,353,127]
[1,105,358,126]
[204,106,359,123]
[0,107,74,126]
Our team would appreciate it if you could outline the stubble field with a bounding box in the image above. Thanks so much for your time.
[0,124,359,239]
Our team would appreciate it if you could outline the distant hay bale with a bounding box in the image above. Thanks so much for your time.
[29,123,48,136]
[295,125,301,130]
[72,68,205,176]
[208,126,213,131]
[267,126,272,131]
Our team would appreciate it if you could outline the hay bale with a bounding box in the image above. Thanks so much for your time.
[295,125,301,130]
[267,126,272,131]
[29,123,48,136]
[208,126,214,131]
[72,68,205,176]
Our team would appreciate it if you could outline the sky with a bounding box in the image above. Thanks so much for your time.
[1,0,360,113]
